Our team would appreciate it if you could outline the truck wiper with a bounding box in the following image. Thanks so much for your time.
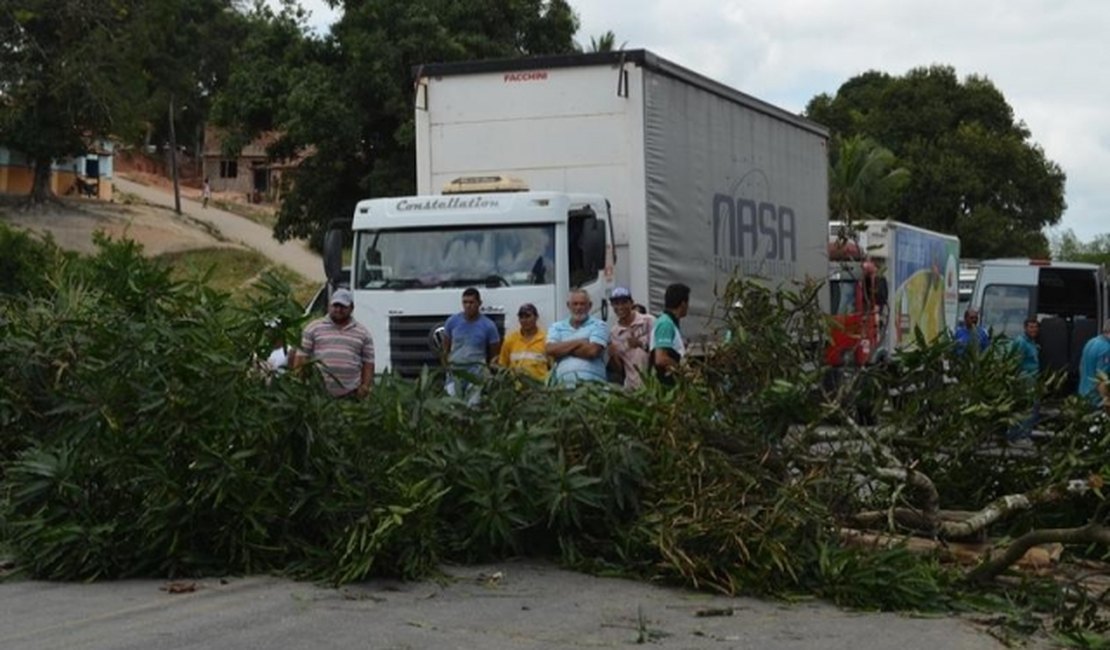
[440,275,511,288]
[378,278,428,289]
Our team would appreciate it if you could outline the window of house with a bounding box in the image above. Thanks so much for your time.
[219,160,238,179]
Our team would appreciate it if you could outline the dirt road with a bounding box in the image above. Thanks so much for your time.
[0,561,1006,650]
[114,177,325,283]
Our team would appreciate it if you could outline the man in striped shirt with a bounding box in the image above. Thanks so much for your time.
[295,288,375,398]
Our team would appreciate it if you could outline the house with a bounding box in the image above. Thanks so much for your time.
[0,140,115,200]
[202,127,304,203]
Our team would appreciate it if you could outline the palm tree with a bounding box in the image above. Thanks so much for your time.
[828,135,909,224]
[588,31,624,53]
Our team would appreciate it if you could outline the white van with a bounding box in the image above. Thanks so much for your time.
[970,259,1108,388]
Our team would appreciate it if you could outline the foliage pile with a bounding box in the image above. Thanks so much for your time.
[2,236,1110,640]
[0,235,854,598]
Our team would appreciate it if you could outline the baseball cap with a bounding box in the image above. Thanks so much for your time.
[611,287,632,301]
[518,303,538,317]
[330,288,354,307]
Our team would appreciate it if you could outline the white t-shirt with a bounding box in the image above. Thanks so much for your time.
[266,347,289,373]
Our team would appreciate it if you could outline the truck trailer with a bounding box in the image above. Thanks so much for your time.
[826,220,960,366]
[325,50,831,376]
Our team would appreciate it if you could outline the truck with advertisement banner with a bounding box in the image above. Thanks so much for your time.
[826,220,960,367]
[322,50,830,377]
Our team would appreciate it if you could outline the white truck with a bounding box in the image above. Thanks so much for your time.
[826,220,960,366]
[323,50,830,377]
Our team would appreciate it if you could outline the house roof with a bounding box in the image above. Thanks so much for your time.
[203,126,311,170]
[203,126,280,158]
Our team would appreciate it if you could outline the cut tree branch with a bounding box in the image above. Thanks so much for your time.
[968,523,1110,583]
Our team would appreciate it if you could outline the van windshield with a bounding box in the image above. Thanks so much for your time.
[980,284,1032,339]
[355,224,556,289]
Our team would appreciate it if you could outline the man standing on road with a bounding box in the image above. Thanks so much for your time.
[1007,317,1041,445]
[443,287,501,403]
[651,283,691,386]
[954,308,990,354]
[546,289,609,387]
[1078,319,1110,412]
[295,288,375,398]
[607,287,654,390]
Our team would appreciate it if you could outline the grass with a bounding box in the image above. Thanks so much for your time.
[157,247,317,305]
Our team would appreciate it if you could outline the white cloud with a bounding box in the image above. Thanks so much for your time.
[574,0,1110,240]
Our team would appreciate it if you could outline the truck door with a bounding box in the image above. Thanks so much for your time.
[568,205,609,319]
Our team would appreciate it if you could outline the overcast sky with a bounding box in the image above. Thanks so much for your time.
[296,0,1107,241]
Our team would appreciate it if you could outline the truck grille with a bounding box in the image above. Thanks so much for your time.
[388,314,505,379]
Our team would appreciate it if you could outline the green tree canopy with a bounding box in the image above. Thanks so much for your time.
[806,66,1066,258]
[211,0,580,243]
[0,0,147,202]
[0,0,248,202]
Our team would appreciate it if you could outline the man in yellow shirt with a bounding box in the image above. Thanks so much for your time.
[497,303,550,382]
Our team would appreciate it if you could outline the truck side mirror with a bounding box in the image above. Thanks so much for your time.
[581,218,606,276]
[323,219,348,285]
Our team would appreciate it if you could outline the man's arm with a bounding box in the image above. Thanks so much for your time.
[357,362,374,397]
[294,328,314,373]
[573,341,605,359]
[546,339,585,358]
[488,341,502,363]
[650,318,679,373]
[654,347,678,372]
[578,321,608,360]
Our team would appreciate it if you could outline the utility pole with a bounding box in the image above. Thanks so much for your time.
[168,95,181,215]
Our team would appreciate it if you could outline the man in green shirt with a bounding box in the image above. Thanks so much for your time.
[650,283,691,385]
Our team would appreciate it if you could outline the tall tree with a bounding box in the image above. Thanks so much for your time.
[1050,229,1110,266]
[806,66,1065,258]
[0,0,146,203]
[211,0,580,243]
[828,134,908,223]
[129,0,248,161]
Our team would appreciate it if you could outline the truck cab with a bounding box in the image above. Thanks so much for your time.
[825,220,959,367]
[322,186,614,377]
[970,258,1107,388]
[826,229,888,367]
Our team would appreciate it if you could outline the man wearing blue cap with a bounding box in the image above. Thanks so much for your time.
[608,286,655,390]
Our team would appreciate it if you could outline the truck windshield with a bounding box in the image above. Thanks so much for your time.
[355,224,557,289]
[829,279,857,316]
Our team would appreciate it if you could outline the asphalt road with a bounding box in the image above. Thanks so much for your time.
[0,561,1005,649]
[113,177,326,283]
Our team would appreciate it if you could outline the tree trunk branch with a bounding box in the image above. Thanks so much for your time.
[968,523,1110,583]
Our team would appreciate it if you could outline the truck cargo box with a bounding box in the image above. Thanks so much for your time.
[415,50,829,343]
